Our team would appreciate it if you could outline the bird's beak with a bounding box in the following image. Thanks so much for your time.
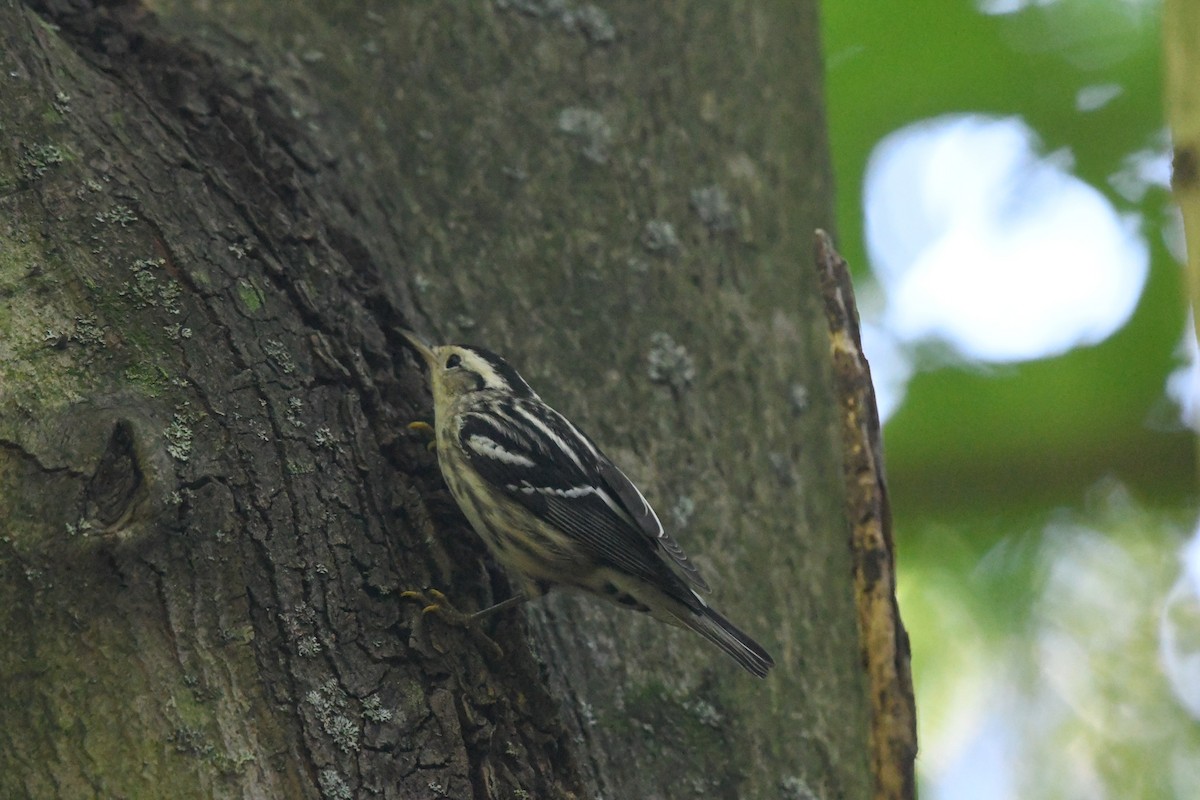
[399,329,437,369]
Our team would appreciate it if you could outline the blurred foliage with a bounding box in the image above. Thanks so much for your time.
[823,1,1200,797]
[902,481,1200,798]
[824,0,1191,517]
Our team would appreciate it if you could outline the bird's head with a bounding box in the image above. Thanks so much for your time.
[400,330,536,408]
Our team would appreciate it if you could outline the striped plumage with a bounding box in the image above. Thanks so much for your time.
[402,331,774,678]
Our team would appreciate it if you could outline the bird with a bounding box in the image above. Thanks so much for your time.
[400,330,775,678]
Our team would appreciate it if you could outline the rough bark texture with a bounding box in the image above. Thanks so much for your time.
[0,1,875,798]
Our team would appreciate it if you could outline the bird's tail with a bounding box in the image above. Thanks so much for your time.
[686,604,775,678]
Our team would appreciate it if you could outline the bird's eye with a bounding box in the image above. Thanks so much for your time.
[445,354,462,369]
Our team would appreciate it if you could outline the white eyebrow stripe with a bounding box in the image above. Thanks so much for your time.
[466,434,536,466]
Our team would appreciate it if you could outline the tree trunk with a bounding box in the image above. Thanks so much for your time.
[0,1,877,798]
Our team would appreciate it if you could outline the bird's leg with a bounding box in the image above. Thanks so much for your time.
[468,592,528,620]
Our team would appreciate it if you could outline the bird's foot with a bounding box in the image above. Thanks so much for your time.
[406,421,437,452]
[401,588,508,658]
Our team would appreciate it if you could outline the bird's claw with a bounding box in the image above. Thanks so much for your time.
[401,588,471,625]
[407,421,437,452]
[401,588,505,658]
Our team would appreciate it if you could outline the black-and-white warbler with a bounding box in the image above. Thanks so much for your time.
[401,331,775,678]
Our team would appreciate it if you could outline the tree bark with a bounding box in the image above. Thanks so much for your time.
[0,1,878,798]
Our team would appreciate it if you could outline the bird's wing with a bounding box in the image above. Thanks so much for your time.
[458,398,711,593]
[593,458,711,593]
